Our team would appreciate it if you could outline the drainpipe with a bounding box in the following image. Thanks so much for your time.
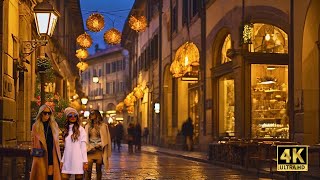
[200,0,207,136]
[289,0,294,141]
[158,0,163,146]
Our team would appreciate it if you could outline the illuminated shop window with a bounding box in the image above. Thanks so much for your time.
[219,74,235,137]
[221,34,232,64]
[251,64,289,139]
[249,23,288,53]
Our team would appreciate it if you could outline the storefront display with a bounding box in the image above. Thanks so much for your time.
[251,64,289,139]
[219,75,235,137]
[189,88,199,144]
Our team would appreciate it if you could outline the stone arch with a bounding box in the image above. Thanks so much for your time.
[211,28,232,67]
[107,103,116,110]
[207,5,289,51]
[163,63,174,139]
[301,0,320,144]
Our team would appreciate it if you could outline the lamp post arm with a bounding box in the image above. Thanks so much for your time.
[20,39,48,60]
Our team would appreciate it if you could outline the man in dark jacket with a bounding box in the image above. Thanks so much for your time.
[182,117,194,151]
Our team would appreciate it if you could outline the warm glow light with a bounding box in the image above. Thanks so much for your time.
[33,1,60,37]
[133,86,144,99]
[106,110,116,114]
[86,13,105,32]
[81,97,88,105]
[116,117,124,121]
[170,41,199,78]
[76,48,89,59]
[127,106,134,114]
[129,15,147,32]
[267,66,276,70]
[76,62,89,72]
[242,23,253,44]
[154,103,160,113]
[84,111,90,117]
[92,76,99,83]
[116,102,124,113]
[265,34,271,41]
[76,32,93,48]
[104,28,121,45]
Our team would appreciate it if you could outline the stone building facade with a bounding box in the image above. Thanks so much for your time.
[0,0,84,145]
[124,0,320,150]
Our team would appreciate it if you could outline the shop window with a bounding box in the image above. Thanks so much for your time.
[251,64,289,139]
[218,74,235,137]
[188,88,199,144]
[249,23,288,53]
[221,34,232,64]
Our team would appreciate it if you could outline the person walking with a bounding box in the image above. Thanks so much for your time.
[85,110,112,180]
[115,121,124,152]
[134,122,142,152]
[142,127,149,144]
[127,123,135,153]
[60,107,88,180]
[182,117,194,151]
[30,104,61,180]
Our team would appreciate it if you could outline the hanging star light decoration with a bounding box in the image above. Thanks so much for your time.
[76,48,89,59]
[129,15,147,32]
[76,61,89,72]
[76,32,93,48]
[104,28,121,45]
[86,13,105,32]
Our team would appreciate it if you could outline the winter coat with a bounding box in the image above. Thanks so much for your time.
[30,120,61,180]
[85,122,112,170]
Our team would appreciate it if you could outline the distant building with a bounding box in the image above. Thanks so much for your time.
[81,45,129,124]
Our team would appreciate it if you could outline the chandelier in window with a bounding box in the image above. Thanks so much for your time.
[175,42,200,67]
[128,15,147,32]
[76,61,89,72]
[170,60,185,78]
[104,28,121,45]
[76,32,93,48]
[86,13,105,32]
[76,48,89,59]
[170,41,200,78]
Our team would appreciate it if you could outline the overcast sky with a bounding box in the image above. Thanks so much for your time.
[80,0,134,55]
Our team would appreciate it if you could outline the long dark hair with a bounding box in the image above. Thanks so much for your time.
[89,110,103,128]
[62,115,80,142]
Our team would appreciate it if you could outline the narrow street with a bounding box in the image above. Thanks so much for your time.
[90,147,264,180]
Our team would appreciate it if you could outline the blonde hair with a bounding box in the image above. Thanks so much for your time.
[33,104,59,135]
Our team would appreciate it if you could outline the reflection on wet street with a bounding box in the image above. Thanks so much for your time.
[92,150,266,180]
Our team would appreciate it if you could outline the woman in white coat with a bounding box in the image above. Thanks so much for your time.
[60,107,88,180]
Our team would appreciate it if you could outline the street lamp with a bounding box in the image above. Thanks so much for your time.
[81,97,89,105]
[92,76,99,83]
[33,0,60,37]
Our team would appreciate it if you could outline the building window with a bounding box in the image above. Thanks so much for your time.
[99,69,102,77]
[122,58,126,70]
[106,82,113,95]
[117,60,122,71]
[182,0,189,25]
[106,63,110,74]
[111,62,117,73]
[249,23,288,53]
[219,74,235,137]
[251,64,289,139]
[191,0,199,18]
[171,4,178,33]
[221,34,232,64]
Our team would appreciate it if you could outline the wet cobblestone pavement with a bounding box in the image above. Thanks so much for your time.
[90,149,269,180]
